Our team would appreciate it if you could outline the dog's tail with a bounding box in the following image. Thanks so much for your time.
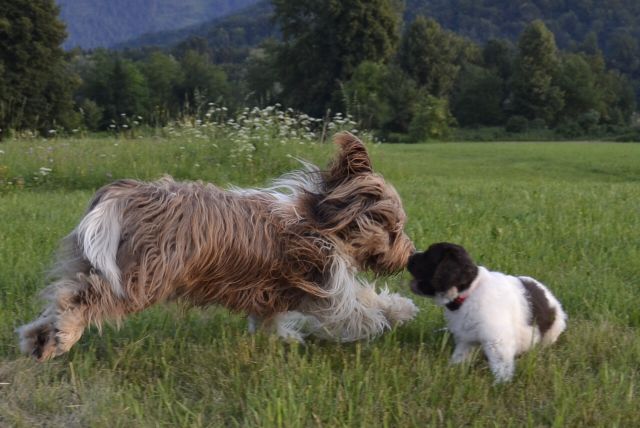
[75,193,126,297]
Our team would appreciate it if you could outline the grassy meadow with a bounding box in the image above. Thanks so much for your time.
[0,133,639,427]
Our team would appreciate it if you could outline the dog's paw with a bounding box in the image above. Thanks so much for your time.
[379,291,419,325]
[247,314,261,334]
[17,317,61,362]
[264,311,320,343]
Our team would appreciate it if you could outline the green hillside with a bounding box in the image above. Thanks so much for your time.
[118,0,640,82]
[57,0,260,49]
[404,0,640,78]
[115,1,275,54]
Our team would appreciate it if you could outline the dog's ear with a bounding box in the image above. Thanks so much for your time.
[306,132,380,232]
[327,132,372,183]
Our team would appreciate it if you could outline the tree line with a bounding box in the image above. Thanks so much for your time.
[1,0,637,140]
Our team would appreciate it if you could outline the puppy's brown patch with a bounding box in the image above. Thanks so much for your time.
[520,277,556,335]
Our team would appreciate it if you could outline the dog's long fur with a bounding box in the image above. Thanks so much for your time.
[18,132,418,360]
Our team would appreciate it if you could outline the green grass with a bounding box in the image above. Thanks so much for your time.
[1,137,639,427]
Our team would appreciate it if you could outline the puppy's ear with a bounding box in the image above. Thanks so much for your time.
[432,244,477,291]
[407,251,429,278]
[327,132,372,182]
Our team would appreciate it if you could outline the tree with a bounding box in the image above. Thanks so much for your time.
[598,70,636,126]
[607,29,640,79]
[482,38,514,80]
[409,93,455,141]
[178,50,230,114]
[556,53,602,124]
[343,62,420,135]
[452,64,505,126]
[342,61,393,130]
[79,51,149,128]
[0,0,78,135]
[245,39,282,107]
[272,0,402,116]
[110,58,149,119]
[140,52,183,125]
[398,16,471,98]
[510,20,564,125]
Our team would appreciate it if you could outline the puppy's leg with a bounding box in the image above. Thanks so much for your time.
[483,340,516,383]
[17,272,138,361]
[451,340,474,364]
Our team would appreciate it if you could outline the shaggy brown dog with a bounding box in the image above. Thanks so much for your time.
[18,132,417,360]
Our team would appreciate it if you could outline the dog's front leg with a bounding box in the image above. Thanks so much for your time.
[300,280,417,342]
[259,311,320,343]
[247,314,261,334]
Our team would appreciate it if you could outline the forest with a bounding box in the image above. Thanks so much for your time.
[1,0,639,141]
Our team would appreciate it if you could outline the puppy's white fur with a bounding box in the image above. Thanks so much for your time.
[441,267,567,382]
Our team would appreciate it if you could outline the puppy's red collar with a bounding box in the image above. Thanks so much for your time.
[444,266,484,311]
[445,295,467,311]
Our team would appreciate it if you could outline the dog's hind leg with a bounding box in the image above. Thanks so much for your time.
[17,272,133,361]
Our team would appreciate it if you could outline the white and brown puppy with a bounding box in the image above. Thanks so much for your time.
[18,132,418,361]
[407,242,567,382]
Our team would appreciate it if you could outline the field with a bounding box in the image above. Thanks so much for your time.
[1,134,639,427]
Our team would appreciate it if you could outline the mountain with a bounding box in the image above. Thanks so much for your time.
[404,0,640,52]
[109,0,640,89]
[56,0,261,49]
[403,0,640,80]
[115,1,275,54]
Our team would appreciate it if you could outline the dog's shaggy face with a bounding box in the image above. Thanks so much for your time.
[304,139,414,275]
[407,242,478,304]
[18,132,418,360]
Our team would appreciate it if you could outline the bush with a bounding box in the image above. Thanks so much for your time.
[79,99,104,131]
[613,130,640,142]
[556,119,584,138]
[578,109,601,133]
[408,95,454,141]
[505,115,529,133]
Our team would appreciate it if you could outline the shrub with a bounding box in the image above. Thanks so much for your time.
[505,115,529,133]
[408,95,454,141]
